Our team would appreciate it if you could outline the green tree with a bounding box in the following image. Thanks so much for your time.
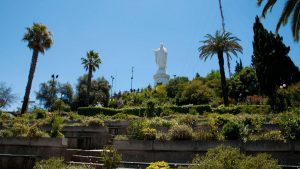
[36,80,73,110]
[234,58,243,74]
[199,31,243,106]
[81,50,101,106]
[0,82,17,109]
[252,16,300,106]
[21,23,53,114]
[228,67,258,102]
[72,75,110,109]
[257,0,300,41]
[166,76,189,104]
[180,79,213,105]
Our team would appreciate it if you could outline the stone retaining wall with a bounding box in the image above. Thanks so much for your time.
[114,140,300,165]
[0,138,67,169]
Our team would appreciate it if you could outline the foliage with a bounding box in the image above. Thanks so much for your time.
[257,0,300,41]
[252,16,300,107]
[278,112,300,140]
[21,23,53,114]
[114,135,129,141]
[199,31,243,106]
[145,100,156,117]
[102,145,122,169]
[33,157,91,169]
[49,115,64,138]
[193,130,215,141]
[81,50,102,107]
[183,145,279,169]
[221,121,241,140]
[237,153,280,169]
[234,58,243,74]
[141,128,157,140]
[27,125,49,138]
[228,67,258,102]
[72,75,110,109]
[147,161,170,169]
[166,77,189,99]
[0,82,17,109]
[86,118,104,127]
[128,119,149,140]
[169,124,193,140]
[179,79,213,105]
[33,108,47,119]
[248,130,286,142]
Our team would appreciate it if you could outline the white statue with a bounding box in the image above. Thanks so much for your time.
[155,44,167,71]
[153,43,170,85]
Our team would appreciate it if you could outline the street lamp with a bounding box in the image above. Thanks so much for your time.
[111,75,115,98]
[51,74,59,110]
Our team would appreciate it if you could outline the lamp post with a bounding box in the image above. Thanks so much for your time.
[51,74,59,110]
[130,66,134,92]
[111,75,115,98]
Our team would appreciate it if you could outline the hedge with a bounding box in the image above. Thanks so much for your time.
[77,104,271,117]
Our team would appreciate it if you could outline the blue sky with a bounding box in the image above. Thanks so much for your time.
[0,0,299,111]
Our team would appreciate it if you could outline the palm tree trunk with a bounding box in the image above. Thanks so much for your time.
[218,51,229,106]
[85,66,92,106]
[21,49,39,114]
[218,0,225,33]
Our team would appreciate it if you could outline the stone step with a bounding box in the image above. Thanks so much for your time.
[68,161,104,169]
[66,149,104,161]
[71,155,103,163]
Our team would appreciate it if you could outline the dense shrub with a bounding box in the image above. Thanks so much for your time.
[141,128,157,140]
[27,125,49,138]
[248,130,286,142]
[127,119,149,140]
[49,116,64,138]
[221,121,241,140]
[178,114,197,127]
[147,161,170,169]
[102,146,122,169]
[86,118,104,127]
[33,157,91,169]
[169,124,193,140]
[181,145,280,169]
[193,130,215,141]
[33,109,47,119]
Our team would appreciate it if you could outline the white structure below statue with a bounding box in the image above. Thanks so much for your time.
[153,44,170,85]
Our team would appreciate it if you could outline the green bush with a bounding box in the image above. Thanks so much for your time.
[169,124,193,140]
[127,119,149,140]
[33,109,47,119]
[141,128,157,140]
[147,161,170,169]
[193,130,215,141]
[27,125,49,138]
[237,154,280,169]
[221,121,241,140]
[86,118,104,127]
[102,146,122,169]
[33,157,91,169]
[214,105,241,114]
[248,130,286,142]
[11,123,29,137]
[50,116,64,138]
[178,114,198,127]
[182,145,280,169]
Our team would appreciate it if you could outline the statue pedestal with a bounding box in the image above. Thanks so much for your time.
[154,72,170,85]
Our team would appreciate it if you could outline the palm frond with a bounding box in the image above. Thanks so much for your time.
[292,1,300,40]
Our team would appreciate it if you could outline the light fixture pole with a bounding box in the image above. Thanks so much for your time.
[130,66,134,92]
[111,75,115,98]
[51,74,59,110]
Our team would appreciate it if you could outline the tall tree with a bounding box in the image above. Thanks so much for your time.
[0,82,17,109]
[257,0,300,41]
[234,58,243,74]
[36,80,73,110]
[72,75,110,109]
[21,23,53,114]
[81,50,101,106]
[199,31,243,106]
[252,16,300,106]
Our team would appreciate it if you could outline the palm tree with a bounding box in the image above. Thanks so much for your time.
[257,0,300,41]
[21,23,53,114]
[199,31,243,106]
[218,0,234,77]
[81,50,101,106]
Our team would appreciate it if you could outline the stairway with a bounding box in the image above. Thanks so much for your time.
[66,134,115,169]
[66,149,104,169]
